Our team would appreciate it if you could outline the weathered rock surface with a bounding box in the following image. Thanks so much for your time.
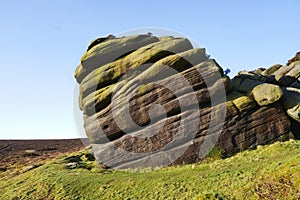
[74,34,299,168]
[232,51,300,120]
[282,87,300,122]
[252,83,283,106]
[287,51,300,65]
[75,34,160,83]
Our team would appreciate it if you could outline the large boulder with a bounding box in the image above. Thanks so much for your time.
[74,34,298,168]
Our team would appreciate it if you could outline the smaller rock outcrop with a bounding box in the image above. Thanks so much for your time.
[231,51,300,134]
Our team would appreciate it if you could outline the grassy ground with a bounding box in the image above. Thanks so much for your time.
[1,140,300,200]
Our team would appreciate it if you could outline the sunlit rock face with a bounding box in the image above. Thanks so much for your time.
[74,34,298,168]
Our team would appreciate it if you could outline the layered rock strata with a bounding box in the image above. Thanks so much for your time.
[74,34,299,168]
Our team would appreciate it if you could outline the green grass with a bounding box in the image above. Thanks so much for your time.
[1,140,300,199]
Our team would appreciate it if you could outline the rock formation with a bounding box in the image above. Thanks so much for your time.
[74,34,299,168]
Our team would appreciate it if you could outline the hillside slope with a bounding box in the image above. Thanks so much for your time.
[1,140,300,199]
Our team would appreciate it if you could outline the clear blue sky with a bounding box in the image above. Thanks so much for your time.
[0,0,299,139]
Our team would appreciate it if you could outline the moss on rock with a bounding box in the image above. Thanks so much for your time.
[232,95,256,113]
[251,83,283,106]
